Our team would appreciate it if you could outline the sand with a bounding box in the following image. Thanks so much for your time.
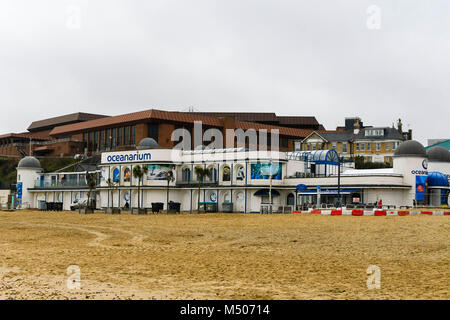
[0,210,448,300]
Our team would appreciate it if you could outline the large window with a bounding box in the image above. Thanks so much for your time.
[124,126,130,146]
[343,143,348,153]
[93,131,99,151]
[106,129,111,149]
[360,143,365,151]
[111,128,116,148]
[182,168,190,182]
[88,132,93,151]
[367,142,371,151]
[118,127,123,146]
[376,142,381,151]
[130,126,136,145]
[100,130,105,150]
[148,123,159,142]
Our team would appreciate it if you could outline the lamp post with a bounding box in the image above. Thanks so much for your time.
[269,159,273,213]
[337,156,341,208]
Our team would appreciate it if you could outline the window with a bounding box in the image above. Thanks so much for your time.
[356,143,359,152]
[281,137,289,148]
[365,129,384,137]
[367,142,371,151]
[130,126,136,145]
[148,123,159,143]
[360,143,365,151]
[392,141,397,150]
[343,143,348,153]
[88,132,93,151]
[294,141,301,151]
[117,127,123,146]
[93,131,98,151]
[386,142,390,151]
[182,168,190,182]
[332,142,337,149]
[124,126,130,145]
[376,142,381,151]
[312,143,316,151]
[100,130,105,150]
[111,128,116,148]
[106,129,112,149]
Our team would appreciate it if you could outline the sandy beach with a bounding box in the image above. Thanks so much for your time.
[0,210,448,299]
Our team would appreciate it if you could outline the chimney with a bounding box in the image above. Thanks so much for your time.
[353,119,360,134]
[397,119,403,134]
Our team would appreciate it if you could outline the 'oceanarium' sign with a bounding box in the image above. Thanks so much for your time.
[106,152,152,163]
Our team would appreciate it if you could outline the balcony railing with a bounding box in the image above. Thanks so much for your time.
[33,180,100,189]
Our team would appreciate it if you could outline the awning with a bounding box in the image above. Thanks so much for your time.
[298,189,359,195]
[254,189,281,197]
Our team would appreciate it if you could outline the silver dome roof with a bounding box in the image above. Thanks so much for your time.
[427,146,450,162]
[393,140,426,158]
[137,137,159,150]
[17,156,41,169]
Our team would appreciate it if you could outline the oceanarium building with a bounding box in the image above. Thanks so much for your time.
[16,139,450,212]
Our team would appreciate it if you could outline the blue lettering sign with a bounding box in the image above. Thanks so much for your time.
[106,152,151,163]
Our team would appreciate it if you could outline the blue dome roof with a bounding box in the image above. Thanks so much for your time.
[427,172,449,187]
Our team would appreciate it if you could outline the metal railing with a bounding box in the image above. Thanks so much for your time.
[33,180,100,188]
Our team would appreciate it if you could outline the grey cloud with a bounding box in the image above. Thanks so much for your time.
[0,0,448,144]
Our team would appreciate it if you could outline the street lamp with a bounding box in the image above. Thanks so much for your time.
[337,156,341,208]
[269,159,273,213]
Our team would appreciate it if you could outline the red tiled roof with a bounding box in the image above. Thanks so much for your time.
[50,109,223,136]
[235,120,313,138]
[28,112,109,132]
[49,108,313,139]
[0,132,52,140]
[276,116,319,126]
[192,112,320,126]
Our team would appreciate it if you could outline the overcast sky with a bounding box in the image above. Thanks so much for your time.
[1,0,449,145]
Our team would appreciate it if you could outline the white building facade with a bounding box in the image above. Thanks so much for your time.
[17,140,450,212]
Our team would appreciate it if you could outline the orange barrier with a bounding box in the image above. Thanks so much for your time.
[352,209,364,216]
[421,211,433,215]
[310,210,321,214]
[331,210,342,216]
[374,210,387,216]
[398,210,410,216]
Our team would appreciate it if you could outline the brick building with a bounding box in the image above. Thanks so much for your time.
[0,112,108,157]
[298,118,411,166]
[49,109,319,155]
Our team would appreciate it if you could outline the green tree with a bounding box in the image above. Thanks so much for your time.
[132,165,149,210]
[106,178,118,210]
[163,170,175,213]
[85,171,98,211]
[194,166,211,213]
